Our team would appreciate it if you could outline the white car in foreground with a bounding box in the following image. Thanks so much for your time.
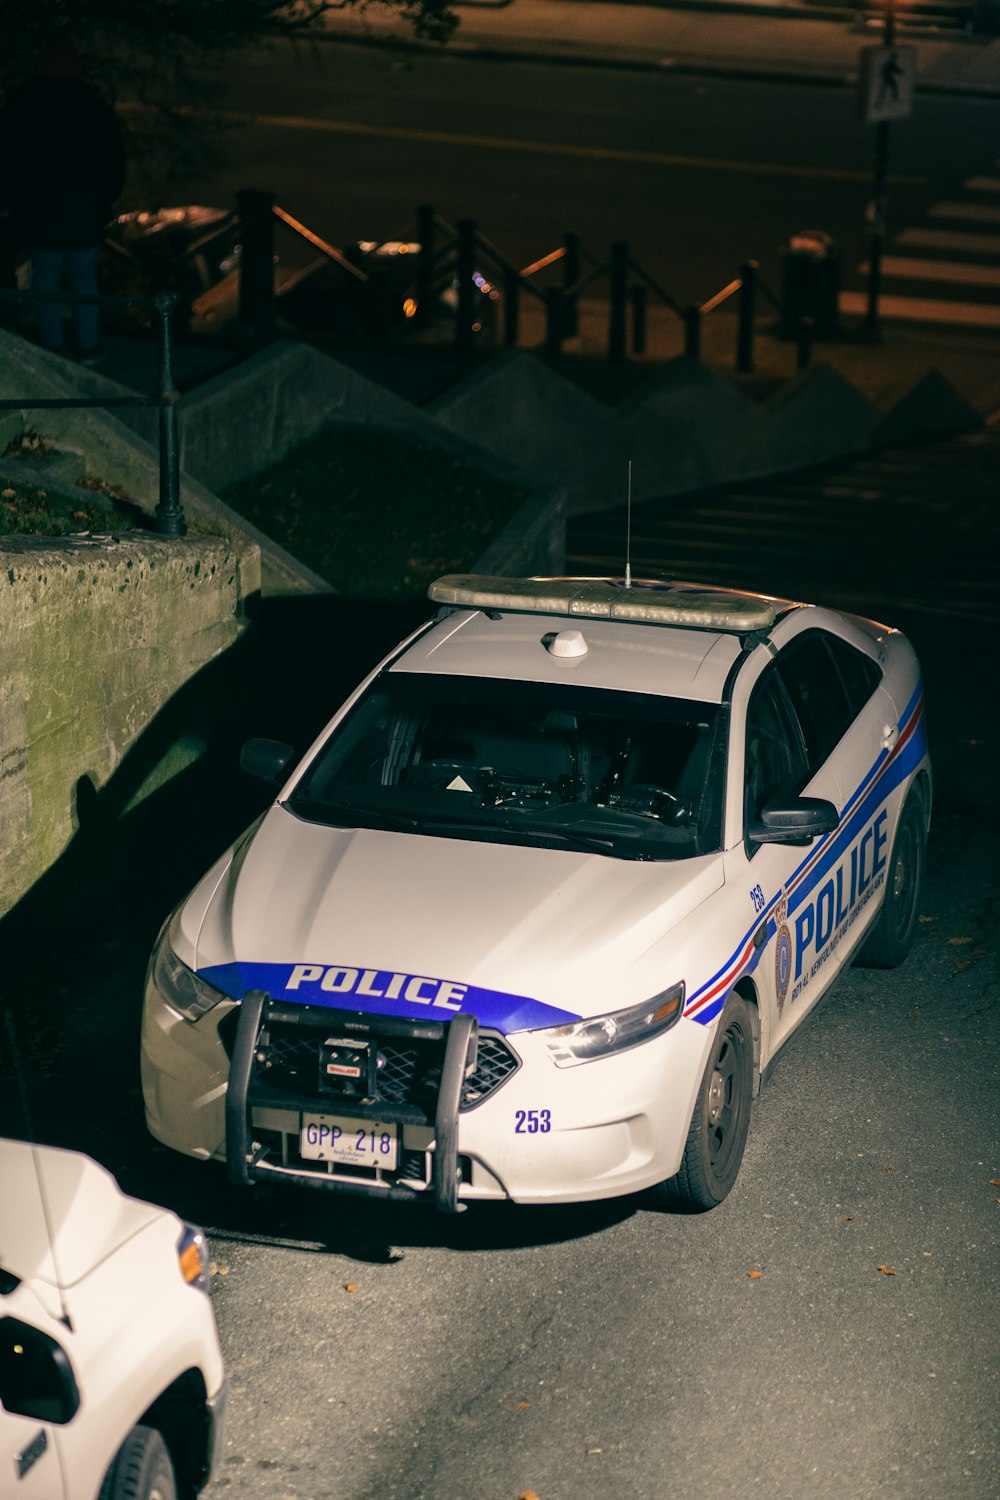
[0,1139,226,1499]
[141,575,930,1213]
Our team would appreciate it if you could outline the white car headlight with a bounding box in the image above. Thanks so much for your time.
[537,982,685,1067]
[149,914,227,1023]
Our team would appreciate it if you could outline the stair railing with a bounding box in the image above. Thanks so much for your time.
[0,288,186,535]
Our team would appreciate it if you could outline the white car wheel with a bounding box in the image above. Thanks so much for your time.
[99,1426,177,1500]
[650,993,754,1212]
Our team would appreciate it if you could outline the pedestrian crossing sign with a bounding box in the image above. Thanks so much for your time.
[859,44,917,123]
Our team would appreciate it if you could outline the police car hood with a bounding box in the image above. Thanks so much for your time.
[192,805,723,1031]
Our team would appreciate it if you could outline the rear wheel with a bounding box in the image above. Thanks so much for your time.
[649,993,754,1212]
[98,1426,177,1500]
[857,794,926,969]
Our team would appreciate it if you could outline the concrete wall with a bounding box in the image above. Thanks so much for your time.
[0,533,260,920]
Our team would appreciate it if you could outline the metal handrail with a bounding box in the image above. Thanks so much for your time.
[698,277,742,318]
[431,224,556,305]
[627,258,684,318]
[0,288,185,535]
[271,204,369,283]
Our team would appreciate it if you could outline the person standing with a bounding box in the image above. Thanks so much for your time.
[0,36,126,362]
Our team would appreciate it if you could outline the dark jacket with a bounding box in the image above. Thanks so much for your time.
[0,75,126,249]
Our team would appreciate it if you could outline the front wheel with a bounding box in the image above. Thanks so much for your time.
[856,793,926,969]
[98,1426,177,1500]
[649,993,754,1212]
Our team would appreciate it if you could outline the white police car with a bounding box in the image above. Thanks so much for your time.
[140,576,930,1213]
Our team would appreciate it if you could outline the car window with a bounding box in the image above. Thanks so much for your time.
[288,672,726,860]
[776,632,854,770]
[744,670,809,823]
[826,634,882,716]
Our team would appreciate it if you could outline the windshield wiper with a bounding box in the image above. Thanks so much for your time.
[398,809,624,856]
[286,798,422,832]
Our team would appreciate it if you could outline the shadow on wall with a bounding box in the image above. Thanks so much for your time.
[0,592,428,1138]
[4,592,431,956]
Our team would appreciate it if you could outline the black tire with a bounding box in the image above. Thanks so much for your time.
[99,1426,178,1500]
[649,993,754,1212]
[856,793,926,970]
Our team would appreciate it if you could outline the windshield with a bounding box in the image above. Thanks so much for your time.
[287,672,726,860]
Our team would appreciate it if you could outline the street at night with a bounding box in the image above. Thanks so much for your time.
[1,4,998,1498]
[159,24,999,320]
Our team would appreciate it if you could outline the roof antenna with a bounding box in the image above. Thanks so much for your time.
[625,460,633,589]
[4,1010,73,1330]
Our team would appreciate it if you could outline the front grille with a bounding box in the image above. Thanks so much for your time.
[250,1006,520,1114]
[462,1033,521,1109]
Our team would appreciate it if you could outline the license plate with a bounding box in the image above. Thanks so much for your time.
[301,1114,398,1171]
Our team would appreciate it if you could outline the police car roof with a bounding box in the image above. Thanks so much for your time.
[398,576,797,702]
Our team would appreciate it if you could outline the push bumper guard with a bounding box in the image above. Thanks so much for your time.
[225,990,478,1213]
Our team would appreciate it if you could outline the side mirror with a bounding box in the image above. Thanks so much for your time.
[748,796,839,846]
[240,737,296,786]
[0,1316,80,1425]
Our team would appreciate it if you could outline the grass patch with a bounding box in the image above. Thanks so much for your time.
[0,476,137,537]
[221,424,532,599]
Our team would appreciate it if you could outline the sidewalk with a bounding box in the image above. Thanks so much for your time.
[320,0,1000,96]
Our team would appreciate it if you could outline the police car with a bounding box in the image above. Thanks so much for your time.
[140,575,930,1213]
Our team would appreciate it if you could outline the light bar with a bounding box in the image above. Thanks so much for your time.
[428,575,776,633]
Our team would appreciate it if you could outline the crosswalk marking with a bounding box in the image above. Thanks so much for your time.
[838,290,1000,327]
[858,256,1000,289]
[896,227,1000,255]
[930,201,1000,224]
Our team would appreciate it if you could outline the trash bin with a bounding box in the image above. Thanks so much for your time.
[781,229,841,338]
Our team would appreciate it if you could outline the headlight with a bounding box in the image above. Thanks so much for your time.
[538,982,685,1067]
[148,912,227,1022]
[176,1223,211,1293]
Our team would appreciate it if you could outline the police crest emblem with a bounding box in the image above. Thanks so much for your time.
[774,894,792,1015]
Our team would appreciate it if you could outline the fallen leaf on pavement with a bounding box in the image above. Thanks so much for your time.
[989,1179,1000,1187]
[747,1269,762,1279]
[517,1490,542,1500]
[948,936,972,946]
[844,1216,855,1223]
[877,1265,896,1276]
[343,1283,357,1293]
